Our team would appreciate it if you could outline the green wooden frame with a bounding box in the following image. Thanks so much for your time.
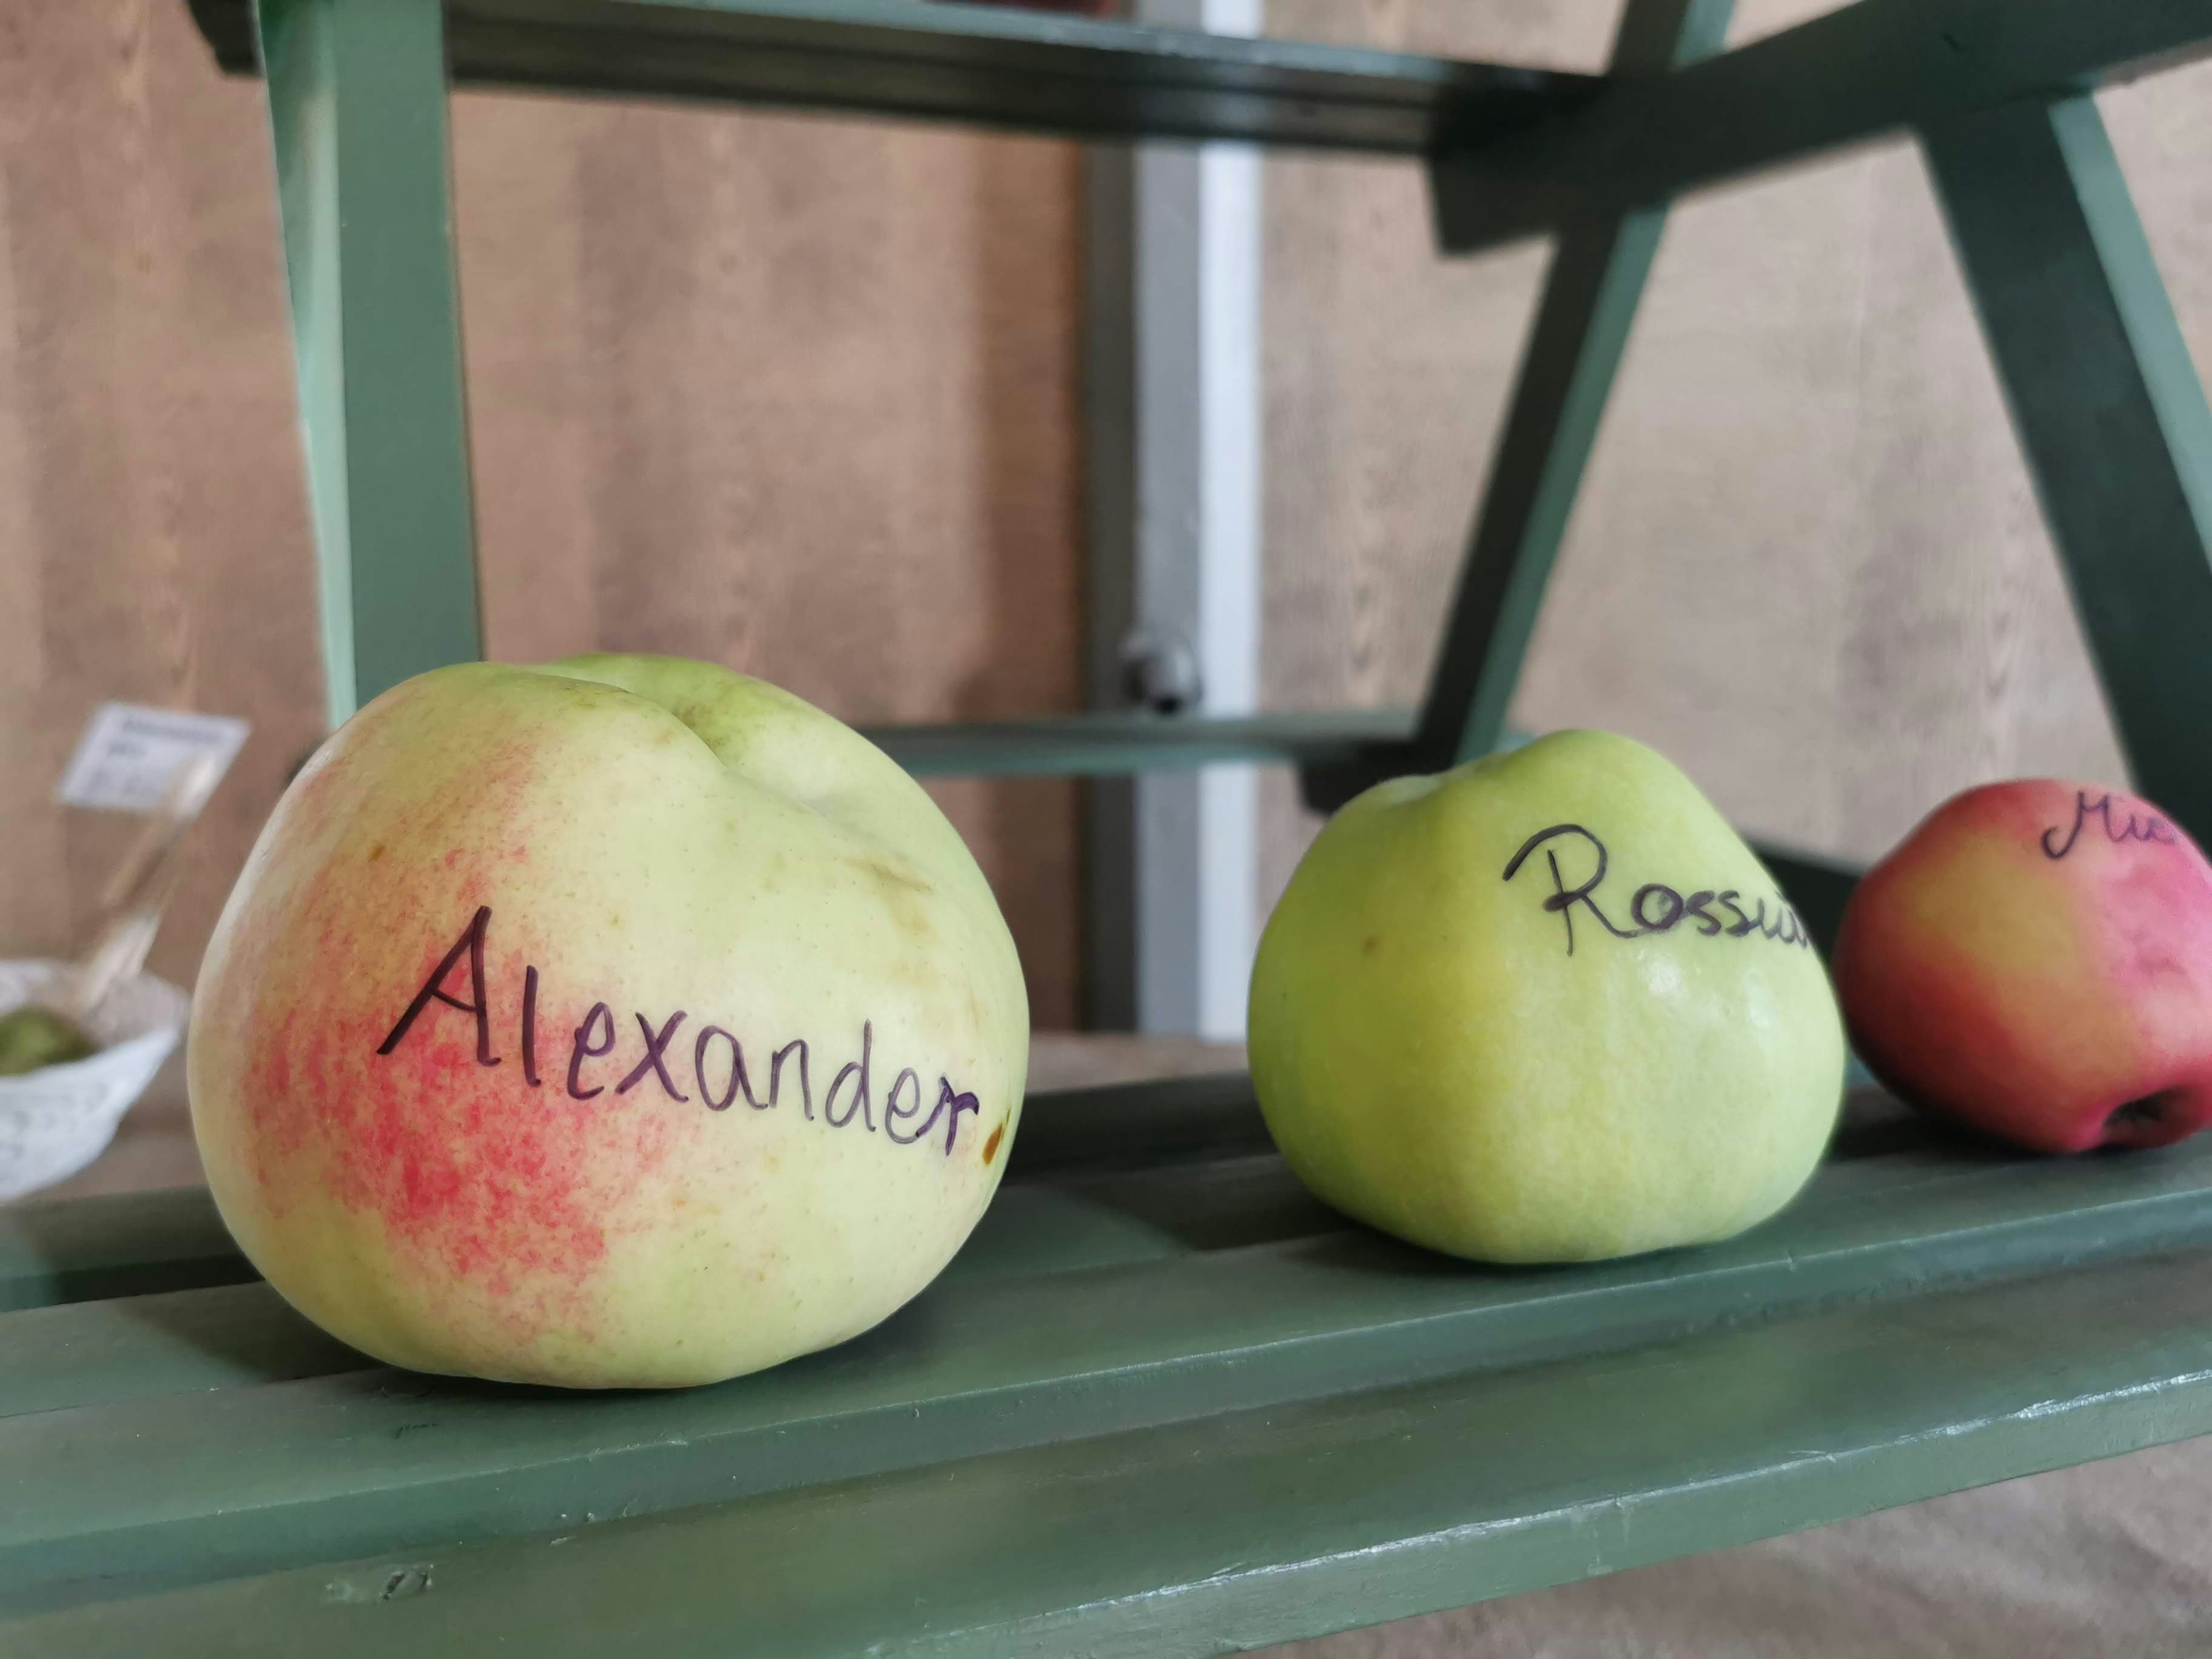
[216,0,2212,857]
[1431,0,2212,250]
[258,0,483,729]
[63,0,2212,1646]
[10,1082,2212,1650]
[1400,0,1735,785]
[1926,92,2212,843]
[194,0,1596,151]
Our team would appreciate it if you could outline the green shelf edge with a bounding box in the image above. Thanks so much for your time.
[179,0,2212,222]
[185,0,1593,153]
[0,1189,254,1314]
[1433,0,2212,249]
[5,1088,2212,1635]
[13,1238,2212,1657]
[0,1072,1271,1322]
[855,711,1863,946]
[859,708,1418,777]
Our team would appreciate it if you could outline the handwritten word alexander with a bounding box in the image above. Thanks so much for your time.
[374,907,982,1156]
[1502,824,1812,958]
[2040,790,2180,861]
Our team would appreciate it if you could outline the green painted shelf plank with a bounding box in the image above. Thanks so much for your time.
[183,0,2212,187]
[859,709,1418,777]
[0,1173,1267,1425]
[0,1285,370,1422]
[0,1190,255,1314]
[3,1112,2211,1618]
[14,1237,2212,1657]
[0,1171,1264,1426]
[997,1070,1271,1176]
[1433,0,2212,251]
[853,714,1865,935]
[0,1078,1903,1420]
[0,1075,1278,1422]
[187,0,1592,153]
[0,1074,1269,1330]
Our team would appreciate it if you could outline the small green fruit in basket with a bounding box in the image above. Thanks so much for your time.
[1834,779,2212,1153]
[190,656,1028,1388]
[0,1005,97,1078]
[1248,730,1845,1264]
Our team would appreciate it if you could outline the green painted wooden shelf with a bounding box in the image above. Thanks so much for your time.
[122,0,2212,1647]
[861,707,1419,777]
[186,0,1593,151]
[857,709,1865,947]
[180,0,2212,192]
[7,1077,2212,1653]
[1431,0,2212,247]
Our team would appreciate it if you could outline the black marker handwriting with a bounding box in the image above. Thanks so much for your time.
[1502,824,1811,957]
[566,1002,614,1100]
[376,908,981,1157]
[1498,825,1638,956]
[693,1025,813,1116]
[823,1023,874,1131]
[2040,790,2180,860]
[378,904,500,1066]
[616,1010,690,1101]
[520,965,541,1088]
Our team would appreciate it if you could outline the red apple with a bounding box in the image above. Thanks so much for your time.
[1834,780,2212,1153]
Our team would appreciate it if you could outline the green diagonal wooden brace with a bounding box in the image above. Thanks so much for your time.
[1315,0,1869,949]
[1925,93,2212,845]
[1300,0,1734,819]
[259,0,482,729]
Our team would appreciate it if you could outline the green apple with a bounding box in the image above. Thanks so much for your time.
[190,655,1028,1388]
[1249,730,1844,1263]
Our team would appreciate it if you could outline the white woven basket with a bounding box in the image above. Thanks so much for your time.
[0,960,188,1202]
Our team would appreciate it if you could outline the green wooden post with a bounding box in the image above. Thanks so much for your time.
[256,0,482,730]
[1924,94,2212,844]
[1407,0,1734,781]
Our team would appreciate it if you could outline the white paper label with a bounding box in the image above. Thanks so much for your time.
[56,703,250,812]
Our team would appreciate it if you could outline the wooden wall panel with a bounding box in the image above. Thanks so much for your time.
[0,0,327,999]
[0,0,1086,1025]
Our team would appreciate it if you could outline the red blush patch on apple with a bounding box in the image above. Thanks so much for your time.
[243,892,680,1340]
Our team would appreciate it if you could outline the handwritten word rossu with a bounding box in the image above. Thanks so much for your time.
[1502,824,1813,958]
[373,907,982,1156]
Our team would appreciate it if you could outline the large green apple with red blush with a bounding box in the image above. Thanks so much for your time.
[1249,730,1846,1264]
[190,655,1028,1388]
[1834,780,2212,1153]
